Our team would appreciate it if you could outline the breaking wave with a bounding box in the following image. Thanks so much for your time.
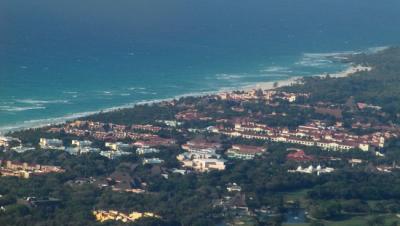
[16,99,70,105]
[0,105,46,112]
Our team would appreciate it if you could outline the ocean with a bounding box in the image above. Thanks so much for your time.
[1,0,400,133]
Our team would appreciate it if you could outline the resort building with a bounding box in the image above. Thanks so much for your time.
[93,210,160,223]
[133,137,176,148]
[226,144,266,160]
[10,146,35,153]
[100,150,131,159]
[131,124,162,132]
[136,148,160,155]
[184,158,226,172]
[66,146,100,156]
[0,136,21,149]
[71,140,92,148]
[288,165,334,175]
[0,160,65,179]
[142,158,164,165]
[226,183,242,192]
[105,142,131,152]
[66,140,99,155]
[39,138,65,150]
[215,120,388,152]
[286,149,315,161]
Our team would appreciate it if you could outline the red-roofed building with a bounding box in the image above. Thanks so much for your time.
[226,145,266,160]
[133,137,176,148]
[286,149,314,162]
[182,140,222,151]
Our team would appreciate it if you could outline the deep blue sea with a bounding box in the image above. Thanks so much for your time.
[1,0,400,132]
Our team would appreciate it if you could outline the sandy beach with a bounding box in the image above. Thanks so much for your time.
[245,64,372,91]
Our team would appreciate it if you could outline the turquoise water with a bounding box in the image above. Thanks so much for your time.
[1,0,400,132]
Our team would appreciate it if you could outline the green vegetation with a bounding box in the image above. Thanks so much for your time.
[282,47,400,122]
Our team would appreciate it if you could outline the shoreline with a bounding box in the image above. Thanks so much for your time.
[242,64,371,91]
[0,64,369,135]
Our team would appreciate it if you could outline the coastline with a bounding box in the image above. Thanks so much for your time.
[0,64,368,135]
[242,64,371,91]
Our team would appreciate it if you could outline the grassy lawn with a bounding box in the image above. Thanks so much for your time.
[282,223,308,226]
[226,216,259,226]
[282,189,400,226]
[282,189,311,207]
[282,214,399,226]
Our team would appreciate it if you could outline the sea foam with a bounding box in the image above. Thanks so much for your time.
[16,99,70,105]
[0,105,46,112]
